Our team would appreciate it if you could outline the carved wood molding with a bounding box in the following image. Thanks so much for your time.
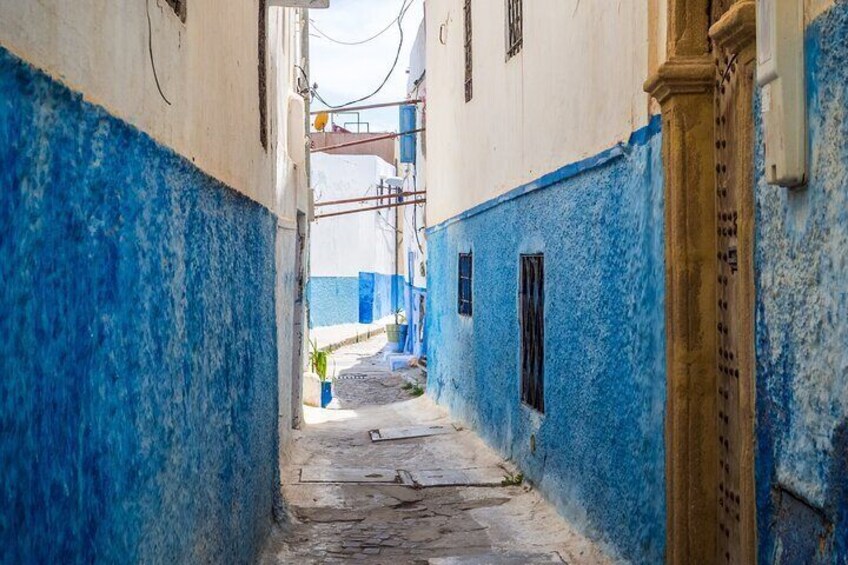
[644,56,714,105]
[710,1,757,60]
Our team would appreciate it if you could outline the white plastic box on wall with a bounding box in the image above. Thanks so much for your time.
[756,0,807,188]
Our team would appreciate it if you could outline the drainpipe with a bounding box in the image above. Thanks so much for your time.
[394,184,400,325]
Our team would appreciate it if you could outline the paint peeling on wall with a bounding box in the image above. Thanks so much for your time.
[426,118,666,564]
[0,47,279,563]
[755,2,848,562]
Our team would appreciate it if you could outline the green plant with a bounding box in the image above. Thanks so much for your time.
[501,472,524,487]
[392,308,407,325]
[402,382,425,397]
[309,339,330,382]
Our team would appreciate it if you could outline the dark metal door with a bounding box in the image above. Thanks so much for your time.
[712,3,756,562]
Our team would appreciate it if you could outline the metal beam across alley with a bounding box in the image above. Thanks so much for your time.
[313,198,426,221]
[314,191,426,208]
[311,128,425,153]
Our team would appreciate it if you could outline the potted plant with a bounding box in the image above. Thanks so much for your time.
[386,309,408,353]
[308,339,333,408]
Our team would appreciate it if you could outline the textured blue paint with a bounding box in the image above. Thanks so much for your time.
[0,48,279,563]
[358,272,403,324]
[754,3,848,562]
[308,276,360,328]
[427,122,666,563]
[404,283,427,356]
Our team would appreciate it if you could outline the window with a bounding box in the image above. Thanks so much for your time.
[458,253,473,316]
[520,254,544,413]
[464,0,473,102]
[506,0,523,59]
[164,0,186,22]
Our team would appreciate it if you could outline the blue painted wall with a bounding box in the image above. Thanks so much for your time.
[308,276,359,328]
[358,272,404,324]
[426,118,666,563]
[308,273,403,327]
[754,3,848,562]
[404,283,427,357]
[0,48,279,563]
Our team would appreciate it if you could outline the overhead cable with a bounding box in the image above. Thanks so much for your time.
[310,0,416,109]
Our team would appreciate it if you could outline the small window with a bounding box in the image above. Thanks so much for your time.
[520,254,544,413]
[164,0,186,22]
[506,0,523,59]
[464,0,473,102]
[458,253,473,316]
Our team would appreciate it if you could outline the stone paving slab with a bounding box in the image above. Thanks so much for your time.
[299,466,399,484]
[429,552,565,564]
[406,467,507,488]
[369,424,458,442]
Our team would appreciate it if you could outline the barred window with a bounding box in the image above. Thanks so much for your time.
[458,253,473,316]
[506,0,523,59]
[520,254,544,413]
[464,0,473,102]
[164,0,186,22]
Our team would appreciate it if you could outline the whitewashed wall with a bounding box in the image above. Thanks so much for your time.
[310,153,398,278]
[425,0,652,224]
[0,0,305,216]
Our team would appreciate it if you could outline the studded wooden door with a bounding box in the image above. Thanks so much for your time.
[711,2,757,563]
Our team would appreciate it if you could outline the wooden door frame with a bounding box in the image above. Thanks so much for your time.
[644,2,757,563]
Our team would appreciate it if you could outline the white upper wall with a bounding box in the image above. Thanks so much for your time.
[0,0,305,216]
[310,154,398,278]
[806,0,836,22]
[425,0,654,224]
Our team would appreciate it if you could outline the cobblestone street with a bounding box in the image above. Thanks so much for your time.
[261,336,611,564]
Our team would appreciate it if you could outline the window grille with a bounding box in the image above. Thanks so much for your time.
[458,253,473,316]
[506,0,523,59]
[464,0,473,102]
[164,0,186,22]
[520,254,544,413]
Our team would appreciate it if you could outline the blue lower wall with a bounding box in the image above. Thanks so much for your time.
[308,273,403,327]
[426,118,666,563]
[358,272,403,324]
[0,48,279,563]
[308,276,359,328]
[754,4,848,562]
[404,283,427,357]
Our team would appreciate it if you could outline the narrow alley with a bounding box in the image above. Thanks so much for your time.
[262,336,610,564]
[3,0,848,563]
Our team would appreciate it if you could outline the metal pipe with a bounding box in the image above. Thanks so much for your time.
[311,128,425,153]
[315,191,426,207]
[313,199,426,220]
[310,98,423,115]
[394,184,400,324]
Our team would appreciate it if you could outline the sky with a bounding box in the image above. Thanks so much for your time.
[308,0,424,132]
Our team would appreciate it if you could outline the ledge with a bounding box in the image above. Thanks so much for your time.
[709,1,757,56]
[644,56,715,104]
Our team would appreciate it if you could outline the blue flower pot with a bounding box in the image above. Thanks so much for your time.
[320,381,333,408]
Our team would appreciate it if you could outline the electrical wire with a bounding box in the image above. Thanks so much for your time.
[309,2,410,47]
[309,0,416,110]
[146,0,173,106]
